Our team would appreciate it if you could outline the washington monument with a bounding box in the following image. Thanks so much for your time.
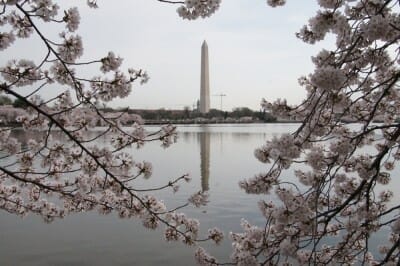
[200,40,210,113]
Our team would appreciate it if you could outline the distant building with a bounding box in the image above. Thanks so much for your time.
[200,40,210,113]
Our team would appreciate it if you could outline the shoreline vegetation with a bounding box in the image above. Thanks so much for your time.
[0,103,385,127]
[0,103,286,126]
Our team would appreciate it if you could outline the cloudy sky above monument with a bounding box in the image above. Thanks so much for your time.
[3,1,335,111]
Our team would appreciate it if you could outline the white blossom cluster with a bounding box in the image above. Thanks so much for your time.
[50,62,75,85]
[310,66,346,91]
[207,227,224,245]
[100,52,122,73]
[90,72,132,102]
[238,171,279,194]
[173,0,286,20]
[253,133,301,169]
[160,124,178,148]
[317,0,344,9]
[297,10,351,45]
[1,59,42,86]
[195,246,218,265]
[57,33,83,63]
[0,31,15,50]
[164,212,200,245]
[177,0,221,20]
[188,190,209,207]
[30,0,59,22]
[63,7,80,32]
[7,11,33,38]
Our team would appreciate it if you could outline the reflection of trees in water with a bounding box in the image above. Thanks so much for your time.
[11,127,215,193]
[181,131,193,143]
[230,132,252,141]
[9,129,108,151]
[199,132,210,192]
[10,129,46,150]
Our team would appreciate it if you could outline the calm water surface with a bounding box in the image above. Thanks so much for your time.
[0,123,397,265]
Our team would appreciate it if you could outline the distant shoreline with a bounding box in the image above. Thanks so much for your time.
[0,120,302,128]
[143,120,301,125]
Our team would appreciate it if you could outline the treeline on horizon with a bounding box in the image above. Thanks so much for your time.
[110,107,277,122]
[0,95,277,123]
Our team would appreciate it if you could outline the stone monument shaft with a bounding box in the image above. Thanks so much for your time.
[200,40,210,113]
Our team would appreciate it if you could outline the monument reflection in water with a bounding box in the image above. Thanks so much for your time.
[199,130,210,192]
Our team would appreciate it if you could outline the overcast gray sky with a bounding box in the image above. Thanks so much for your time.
[3,1,336,111]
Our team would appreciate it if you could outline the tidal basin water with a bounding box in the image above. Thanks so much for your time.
[0,123,398,265]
